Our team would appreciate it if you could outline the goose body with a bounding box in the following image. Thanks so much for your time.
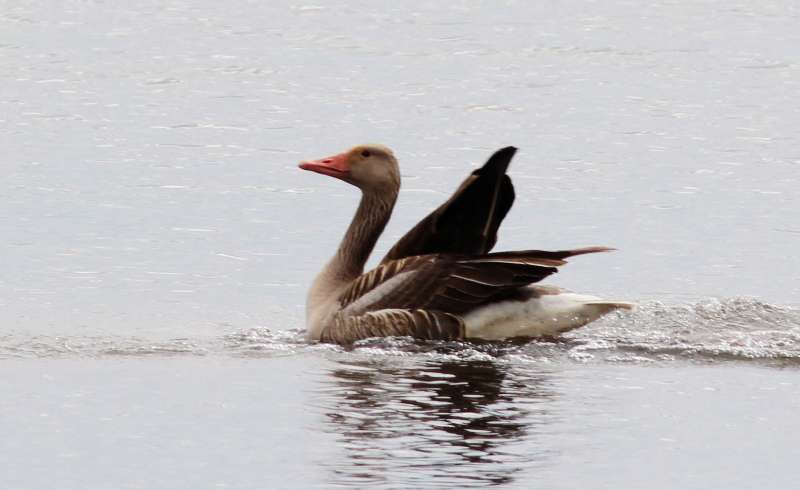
[300,145,631,344]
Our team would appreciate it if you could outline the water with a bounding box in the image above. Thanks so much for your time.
[2,0,800,488]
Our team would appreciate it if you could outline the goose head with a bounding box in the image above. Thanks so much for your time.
[299,144,400,194]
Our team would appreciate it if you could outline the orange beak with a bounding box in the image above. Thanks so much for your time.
[298,152,351,180]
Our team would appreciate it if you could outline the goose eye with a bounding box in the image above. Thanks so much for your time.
[361,150,371,158]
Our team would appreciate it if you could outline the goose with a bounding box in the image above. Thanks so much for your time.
[299,144,632,344]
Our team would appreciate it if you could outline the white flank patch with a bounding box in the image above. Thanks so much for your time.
[463,290,633,340]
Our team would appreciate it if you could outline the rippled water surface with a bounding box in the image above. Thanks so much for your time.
[3,0,800,488]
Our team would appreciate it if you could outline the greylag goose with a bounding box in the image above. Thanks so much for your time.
[300,144,632,344]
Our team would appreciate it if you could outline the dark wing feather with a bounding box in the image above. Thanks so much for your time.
[341,247,614,316]
[380,146,517,264]
[340,253,556,316]
[427,258,556,313]
[482,246,615,263]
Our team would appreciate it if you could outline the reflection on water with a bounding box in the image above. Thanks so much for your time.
[320,359,558,488]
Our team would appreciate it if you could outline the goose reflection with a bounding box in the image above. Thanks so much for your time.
[320,357,557,488]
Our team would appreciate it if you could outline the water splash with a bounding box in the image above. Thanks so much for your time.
[2,298,798,365]
[568,297,800,364]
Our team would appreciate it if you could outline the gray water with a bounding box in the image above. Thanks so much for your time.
[2,0,800,488]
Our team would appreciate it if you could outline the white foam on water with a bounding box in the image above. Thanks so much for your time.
[2,298,798,366]
[568,297,800,364]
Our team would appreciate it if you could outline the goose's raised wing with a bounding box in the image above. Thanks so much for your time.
[380,146,517,264]
[340,247,612,318]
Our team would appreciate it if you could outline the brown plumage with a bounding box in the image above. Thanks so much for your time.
[299,145,629,345]
[339,248,614,316]
[320,309,464,345]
